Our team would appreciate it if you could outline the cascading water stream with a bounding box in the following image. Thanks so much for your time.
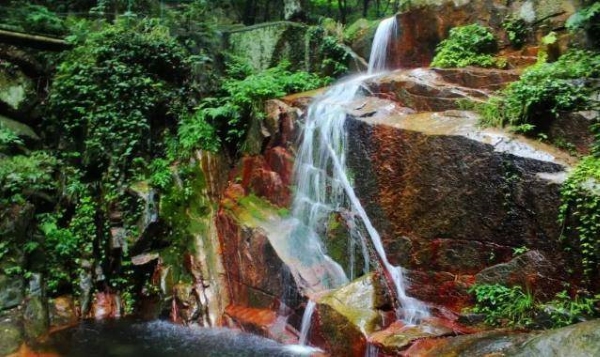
[283,16,428,345]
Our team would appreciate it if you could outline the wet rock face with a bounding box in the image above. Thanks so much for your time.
[341,69,578,308]
[217,210,290,309]
[310,274,391,356]
[367,68,519,112]
[510,319,600,357]
[91,292,122,319]
[347,113,569,261]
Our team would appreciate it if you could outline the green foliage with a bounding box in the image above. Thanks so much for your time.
[307,26,350,77]
[1,3,68,36]
[39,195,96,294]
[48,18,192,187]
[502,16,529,49]
[0,123,24,153]
[0,152,57,205]
[469,283,535,327]
[567,1,600,47]
[513,246,530,256]
[149,158,173,190]
[559,156,600,279]
[177,106,221,156]
[470,284,600,328]
[478,50,600,134]
[197,59,327,149]
[431,24,498,68]
[542,290,600,327]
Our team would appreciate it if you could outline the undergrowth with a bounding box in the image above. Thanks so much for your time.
[470,284,600,328]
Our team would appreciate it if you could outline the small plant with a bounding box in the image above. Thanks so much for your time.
[431,24,498,68]
[513,246,530,256]
[0,151,57,205]
[542,290,600,327]
[149,159,173,190]
[476,50,600,133]
[0,123,24,153]
[469,283,535,327]
[470,284,600,328]
[195,59,328,150]
[307,26,350,77]
[503,16,529,49]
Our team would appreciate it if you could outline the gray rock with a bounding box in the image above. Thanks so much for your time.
[0,310,23,356]
[0,274,24,311]
[510,319,600,357]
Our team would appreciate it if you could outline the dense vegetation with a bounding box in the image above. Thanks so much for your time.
[0,0,336,313]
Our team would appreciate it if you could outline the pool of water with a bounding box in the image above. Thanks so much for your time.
[33,320,320,357]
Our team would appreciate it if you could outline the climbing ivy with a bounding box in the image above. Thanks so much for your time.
[48,18,197,190]
[559,156,600,280]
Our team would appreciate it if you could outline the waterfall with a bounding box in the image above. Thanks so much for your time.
[278,15,428,345]
[368,17,398,74]
[298,300,316,345]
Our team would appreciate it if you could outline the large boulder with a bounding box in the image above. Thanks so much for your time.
[346,102,575,302]
[510,319,600,357]
[308,273,392,356]
[0,65,36,116]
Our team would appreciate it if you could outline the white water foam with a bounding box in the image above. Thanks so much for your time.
[272,16,428,345]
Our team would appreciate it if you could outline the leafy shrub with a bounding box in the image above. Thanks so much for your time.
[470,283,600,328]
[307,26,350,77]
[431,24,498,68]
[469,284,535,327]
[559,156,600,279]
[502,16,529,49]
[542,290,600,327]
[48,18,195,185]
[196,59,328,149]
[478,50,600,134]
[0,123,24,153]
[0,3,68,36]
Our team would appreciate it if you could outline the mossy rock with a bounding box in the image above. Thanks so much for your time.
[0,67,36,114]
[0,310,23,356]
